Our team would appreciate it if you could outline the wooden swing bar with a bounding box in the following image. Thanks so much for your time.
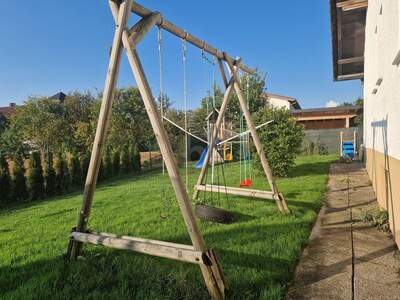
[124,0,255,74]
[67,1,227,299]
[195,184,275,200]
[71,232,206,265]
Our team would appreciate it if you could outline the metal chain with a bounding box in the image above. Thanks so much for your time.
[182,38,188,188]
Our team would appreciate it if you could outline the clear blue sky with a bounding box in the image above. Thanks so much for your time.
[0,1,362,109]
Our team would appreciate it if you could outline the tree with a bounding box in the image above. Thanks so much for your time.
[54,152,68,194]
[112,149,120,176]
[109,87,153,150]
[129,144,141,173]
[12,158,28,201]
[102,149,112,179]
[63,92,97,154]
[120,145,131,174]
[253,107,305,177]
[44,152,56,196]
[81,152,91,182]
[0,114,9,137]
[0,154,11,203]
[27,152,45,200]
[68,152,82,186]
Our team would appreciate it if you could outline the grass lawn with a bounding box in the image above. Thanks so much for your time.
[0,155,336,299]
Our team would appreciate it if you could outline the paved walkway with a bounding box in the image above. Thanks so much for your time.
[287,162,400,300]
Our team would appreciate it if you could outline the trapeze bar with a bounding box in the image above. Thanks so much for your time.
[162,116,208,144]
[71,231,205,265]
[195,184,276,200]
[217,120,274,145]
[123,0,255,74]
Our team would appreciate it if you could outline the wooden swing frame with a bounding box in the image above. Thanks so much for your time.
[65,1,263,298]
[192,55,290,214]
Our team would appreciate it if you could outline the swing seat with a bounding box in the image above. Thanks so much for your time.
[225,153,233,161]
[239,178,253,187]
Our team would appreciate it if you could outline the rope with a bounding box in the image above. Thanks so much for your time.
[157,27,165,176]
[157,27,170,219]
[182,38,189,188]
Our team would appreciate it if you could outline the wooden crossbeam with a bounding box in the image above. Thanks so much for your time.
[338,56,364,65]
[125,1,254,74]
[337,0,368,11]
[71,232,205,264]
[195,184,276,200]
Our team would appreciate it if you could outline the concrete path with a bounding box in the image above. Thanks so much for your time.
[287,162,400,300]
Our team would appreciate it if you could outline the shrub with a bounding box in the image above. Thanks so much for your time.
[120,145,131,174]
[69,152,82,186]
[27,151,45,200]
[98,158,104,182]
[102,149,112,180]
[54,152,68,194]
[81,152,91,182]
[130,144,141,173]
[112,150,120,176]
[44,152,56,196]
[0,154,12,202]
[12,159,28,201]
[362,208,389,232]
[253,107,305,177]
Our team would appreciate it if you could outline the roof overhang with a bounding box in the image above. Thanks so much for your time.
[330,0,368,81]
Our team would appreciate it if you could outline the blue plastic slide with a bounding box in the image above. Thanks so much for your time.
[196,147,208,169]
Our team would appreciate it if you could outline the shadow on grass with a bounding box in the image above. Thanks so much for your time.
[1,221,310,299]
[287,159,334,178]
[0,169,164,216]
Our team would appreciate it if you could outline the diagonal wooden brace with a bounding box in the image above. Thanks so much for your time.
[224,55,290,214]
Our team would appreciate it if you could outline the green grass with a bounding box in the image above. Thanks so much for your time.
[0,155,336,300]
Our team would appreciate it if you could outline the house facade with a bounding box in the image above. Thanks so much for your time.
[263,93,301,110]
[331,0,400,246]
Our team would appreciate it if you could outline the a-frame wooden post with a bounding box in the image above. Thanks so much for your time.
[225,56,289,213]
[67,0,133,259]
[193,54,289,213]
[67,1,225,299]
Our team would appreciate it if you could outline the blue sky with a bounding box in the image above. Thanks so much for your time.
[0,1,362,109]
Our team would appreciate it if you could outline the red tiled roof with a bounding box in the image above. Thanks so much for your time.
[0,106,15,115]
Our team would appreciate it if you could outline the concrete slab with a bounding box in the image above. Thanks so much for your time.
[286,162,400,300]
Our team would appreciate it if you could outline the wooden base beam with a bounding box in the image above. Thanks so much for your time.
[71,232,205,265]
[195,184,276,200]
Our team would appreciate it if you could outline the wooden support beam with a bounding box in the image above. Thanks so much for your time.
[193,78,236,200]
[71,232,204,264]
[67,0,133,260]
[123,0,254,74]
[337,72,364,81]
[224,54,289,214]
[108,3,226,298]
[337,0,368,11]
[127,12,161,48]
[338,56,364,64]
[195,184,277,200]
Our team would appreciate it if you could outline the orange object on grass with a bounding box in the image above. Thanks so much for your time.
[239,178,253,187]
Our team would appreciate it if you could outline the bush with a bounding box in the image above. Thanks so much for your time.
[253,107,305,177]
[69,152,82,186]
[120,145,131,174]
[130,144,141,173]
[81,152,91,182]
[54,152,68,194]
[112,150,120,176]
[12,159,28,201]
[27,151,45,200]
[102,149,112,180]
[44,152,56,196]
[0,154,12,202]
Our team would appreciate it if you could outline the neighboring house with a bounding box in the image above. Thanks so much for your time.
[0,102,16,116]
[263,93,301,110]
[331,0,400,246]
[49,92,67,103]
[291,106,361,130]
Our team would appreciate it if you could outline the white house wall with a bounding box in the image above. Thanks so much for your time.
[364,0,400,245]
